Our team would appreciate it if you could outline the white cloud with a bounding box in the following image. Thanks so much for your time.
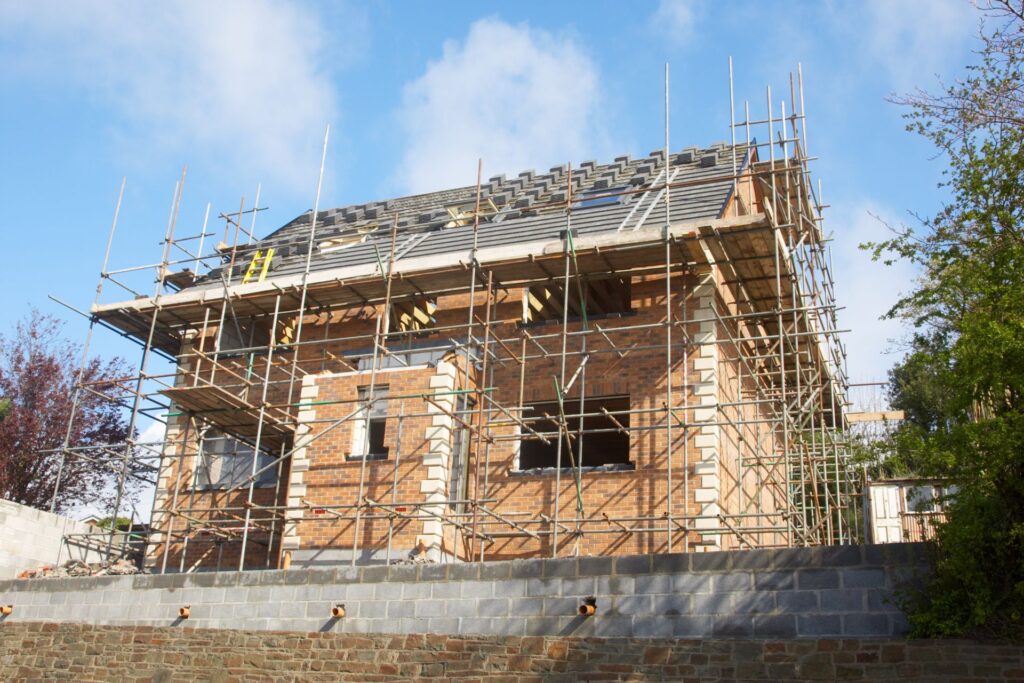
[854,0,976,89]
[650,0,701,46]
[395,19,607,193]
[829,200,918,384]
[0,1,344,196]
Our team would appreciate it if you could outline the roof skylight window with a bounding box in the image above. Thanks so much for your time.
[572,186,627,209]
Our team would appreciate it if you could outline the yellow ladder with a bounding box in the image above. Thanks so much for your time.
[242,248,275,284]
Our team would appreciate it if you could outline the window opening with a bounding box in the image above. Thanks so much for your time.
[517,395,631,470]
[349,385,390,460]
[448,394,474,511]
[194,429,276,489]
[524,276,632,324]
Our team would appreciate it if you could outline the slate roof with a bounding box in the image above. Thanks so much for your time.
[199,141,753,288]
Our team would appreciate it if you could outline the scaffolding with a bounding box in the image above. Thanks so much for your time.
[44,61,861,572]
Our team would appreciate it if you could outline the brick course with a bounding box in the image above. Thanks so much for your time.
[1,622,1022,682]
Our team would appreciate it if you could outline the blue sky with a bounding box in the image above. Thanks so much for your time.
[0,0,982,391]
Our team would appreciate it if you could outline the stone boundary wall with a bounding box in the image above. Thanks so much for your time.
[0,544,926,639]
[0,499,102,579]
[3,623,1024,682]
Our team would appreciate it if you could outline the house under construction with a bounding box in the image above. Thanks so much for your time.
[51,66,857,572]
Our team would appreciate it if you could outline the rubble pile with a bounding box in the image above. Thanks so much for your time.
[17,559,145,579]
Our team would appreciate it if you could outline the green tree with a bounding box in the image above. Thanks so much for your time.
[868,0,1024,639]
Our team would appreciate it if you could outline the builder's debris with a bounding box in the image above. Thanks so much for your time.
[17,559,145,580]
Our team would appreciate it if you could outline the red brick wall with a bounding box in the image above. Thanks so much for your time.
[150,268,784,568]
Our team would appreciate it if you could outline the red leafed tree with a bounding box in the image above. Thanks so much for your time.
[0,310,132,513]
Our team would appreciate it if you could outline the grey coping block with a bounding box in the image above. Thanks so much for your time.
[690,552,730,573]
[304,568,337,585]
[360,566,389,583]
[577,556,614,576]
[236,572,263,586]
[478,562,511,581]
[651,594,689,616]
[776,591,819,613]
[820,589,866,612]
[447,563,479,581]
[730,592,774,614]
[797,568,840,590]
[508,559,543,579]
[542,558,577,578]
[797,613,842,636]
[211,572,242,587]
[711,572,752,592]
[651,553,689,574]
[635,574,672,594]
[335,566,360,583]
[417,563,447,582]
[414,600,446,618]
[613,555,652,575]
[149,574,188,590]
[386,565,418,582]
[672,574,712,594]
[769,548,818,568]
[712,615,754,637]
[860,543,888,567]
[183,573,219,588]
[730,549,774,570]
[754,571,796,591]
[816,545,864,567]
[842,612,891,636]
[753,614,797,638]
[842,567,888,589]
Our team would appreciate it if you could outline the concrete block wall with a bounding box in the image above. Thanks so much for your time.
[0,499,102,579]
[0,543,925,639]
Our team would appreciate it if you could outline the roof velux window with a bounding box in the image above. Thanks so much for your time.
[572,186,626,210]
[319,225,378,253]
[444,198,499,228]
